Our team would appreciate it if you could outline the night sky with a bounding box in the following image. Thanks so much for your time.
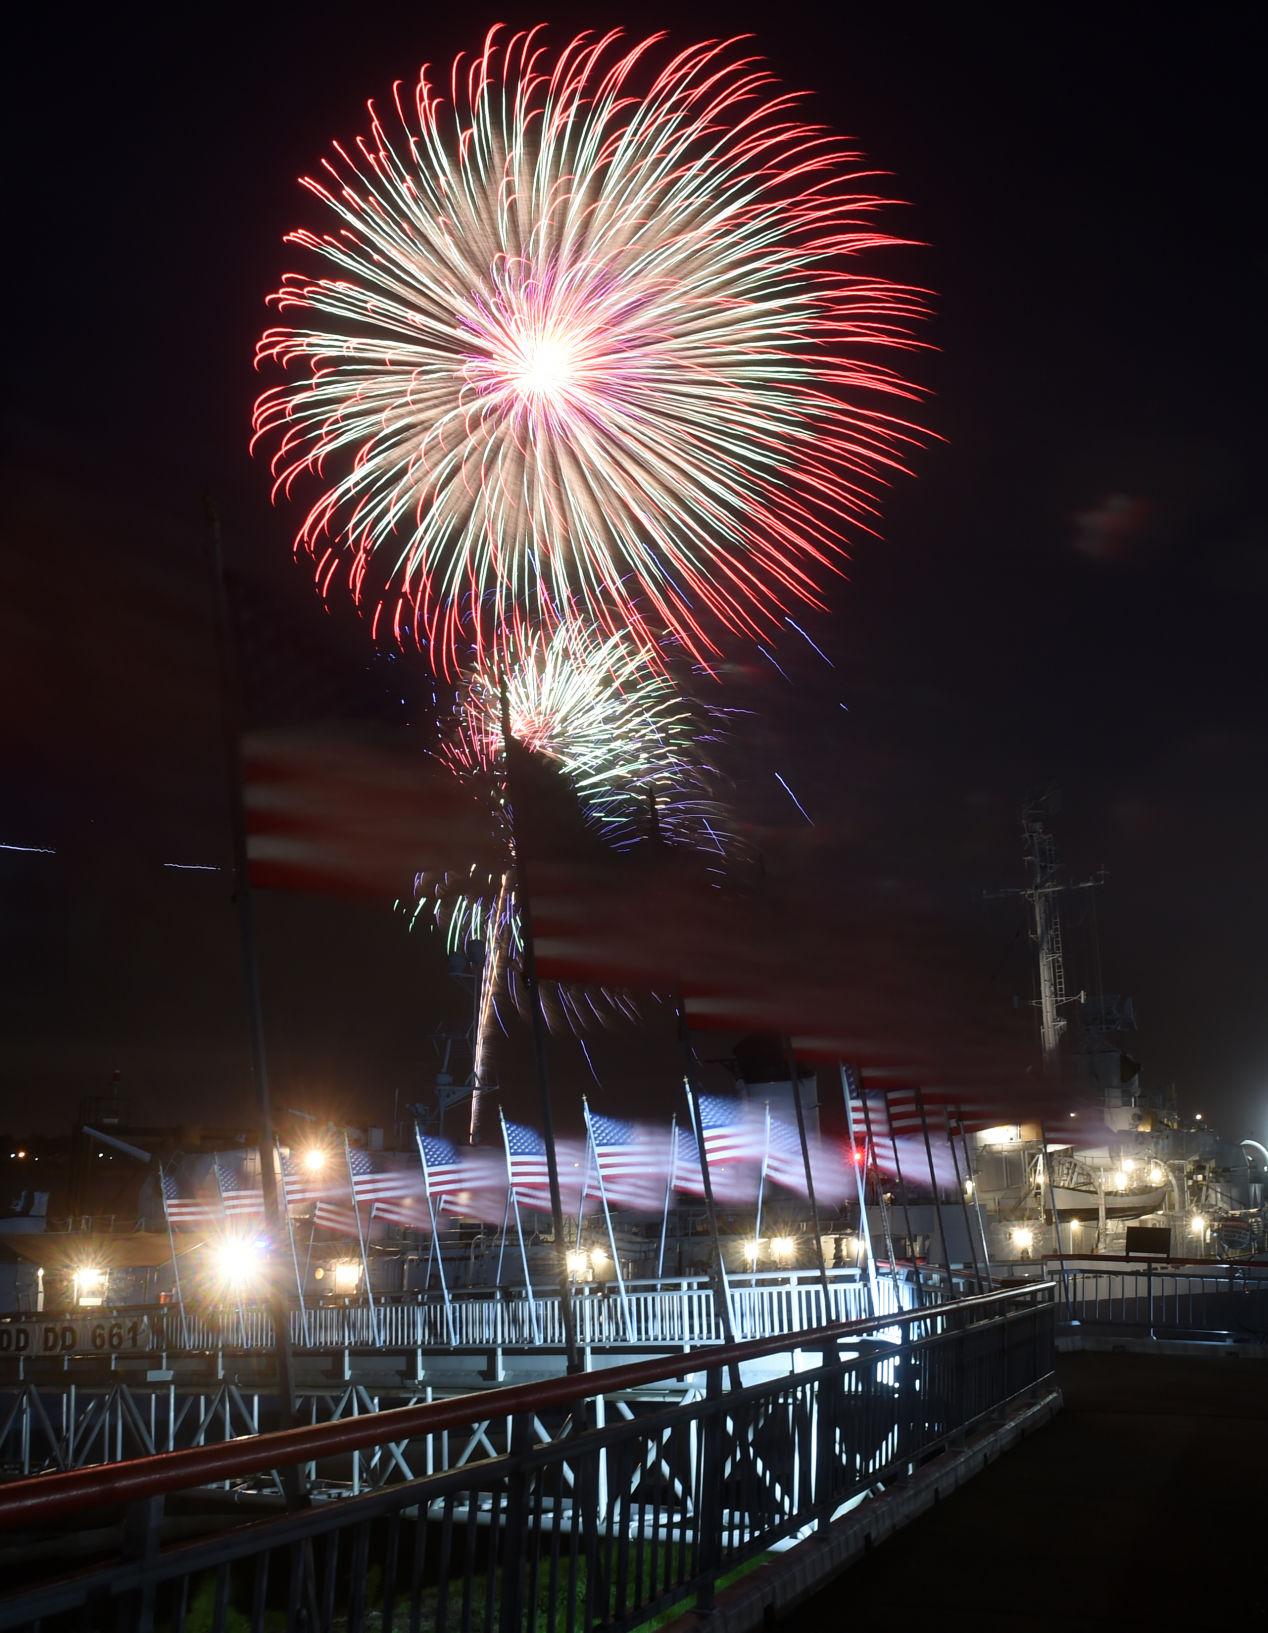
[4,5,1265,1141]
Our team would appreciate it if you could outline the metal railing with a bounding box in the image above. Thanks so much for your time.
[1057,1262,1268,1340]
[0,1267,944,1362]
[0,1284,1055,1632]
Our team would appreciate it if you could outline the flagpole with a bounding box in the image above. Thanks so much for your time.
[205,504,303,1446]
[850,1070,902,1309]
[914,1088,959,1298]
[582,1098,633,1340]
[878,1086,919,1270]
[496,669,579,1372]
[414,1125,457,1347]
[961,1119,994,1284]
[656,1114,678,1283]
[157,1163,190,1349]
[499,1111,543,1347]
[494,1187,512,1287]
[212,1155,249,1347]
[343,1135,381,1347]
[276,1143,312,1348]
[784,1043,832,1304]
[944,1112,985,1293]
[681,1066,737,1345]
[754,1102,771,1260]
[575,1135,593,1252]
[839,1068,879,1318]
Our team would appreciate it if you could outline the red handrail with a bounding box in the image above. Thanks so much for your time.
[0,1285,1049,1530]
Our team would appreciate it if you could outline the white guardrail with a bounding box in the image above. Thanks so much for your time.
[0,1269,932,1359]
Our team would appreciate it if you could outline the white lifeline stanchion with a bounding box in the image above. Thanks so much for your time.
[413,1127,457,1348]
[656,1114,679,1282]
[839,1067,879,1318]
[581,1097,634,1341]
[499,1110,542,1346]
[343,1135,382,1348]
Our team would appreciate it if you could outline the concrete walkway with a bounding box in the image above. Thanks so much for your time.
[792,1350,1268,1630]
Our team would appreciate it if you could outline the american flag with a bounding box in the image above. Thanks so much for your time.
[313,1200,359,1235]
[216,1154,265,1219]
[671,1126,706,1196]
[502,1119,553,1212]
[885,1089,998,1138]
[370,1196,423,1230]
[345,1145,419,1204]
[695,1095,761,1166]
[160,1166,218,1226]
[584,1111,664,1211]
[762,1113,809,1194]
[277,1146,340,1208]
[417,1134,466,1204]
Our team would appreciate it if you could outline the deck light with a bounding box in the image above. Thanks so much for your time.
[770,1236,795,1263]
[214,1236,264,1291]
[332,1260,362,1294]
[73,1267,106,1308]
[1012,1228,1034,1252]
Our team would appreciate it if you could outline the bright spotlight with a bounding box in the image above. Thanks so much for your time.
[332,1260,362,1295]
[1121,1158,1136,1175]
[1012,1228,1035,1253]
[1149,1165,1164,1185]
[302,1146,328,1174]
[588,1247,608,1269]
[1189,1215,1207,1236]
[214,1236,264,1291]
[742,1239,763,1266]
[73,1266,107,1308]
[566,1249,588,1278]
[1111,1170,1128,1192]
[770,1236,795,1263]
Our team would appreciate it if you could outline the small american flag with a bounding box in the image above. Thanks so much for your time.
[503,1119,553,1212]
[762,1113,809,1194]
[585,1110,663,1210]
[216,1154,265,1219]
[371,1197,423,1229]
[886,1089,997,1138]
[313,1200,359,1235]
[345,1146,419,1204]
[696,1095,761,1166]
[160,1166,218,1226]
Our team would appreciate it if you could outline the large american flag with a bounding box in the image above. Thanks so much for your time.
[584,1111,664,1211]
[160,1165,218,1226]
[502,1119,553,1212]
[215,1154,265,1219]
[671,1126,706,1196]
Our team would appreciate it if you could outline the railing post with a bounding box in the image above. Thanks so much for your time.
[695,1364,725,1613]
[118,1494,164,1633]
[499,1413,535,1633]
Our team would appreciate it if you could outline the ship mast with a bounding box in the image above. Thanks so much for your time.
[988,790,1100,1078]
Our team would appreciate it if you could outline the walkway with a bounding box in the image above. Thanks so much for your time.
[794,1349,1268,1629]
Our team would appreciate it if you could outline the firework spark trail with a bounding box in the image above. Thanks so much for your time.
[253,26,929,672]
[408,619,739,1062]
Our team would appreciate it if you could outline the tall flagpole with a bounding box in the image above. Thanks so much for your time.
[850,1070,902,1308]
[157,1163,190,1348]
[784,1043,832,1303]
[839,1068,879,1318]
[205,505,303,1455]
[582,1098,633,1340]
[212,1155,249,1347]
[342,1135,381,1347]
[275,1143,312,1348]
[414,1125,457,1347]
[499,1111,543,1347]
[914,1088,958,1298]
[656,1114,678,1282]
[754,1102,771,1257]
[681,1070,737,1345]
[496,669,579,1372]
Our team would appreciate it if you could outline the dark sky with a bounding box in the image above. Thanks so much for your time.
[3,4,1265,1141]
